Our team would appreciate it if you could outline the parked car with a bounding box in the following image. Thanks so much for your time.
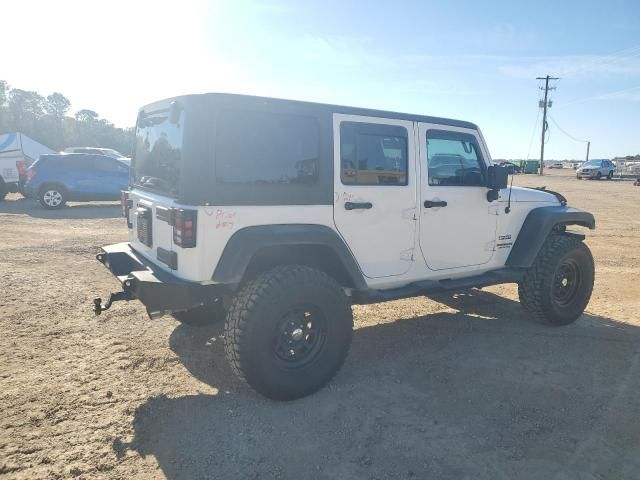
[548,162,564,169]
[63,147,128,159]
[23,153,129,209]
[576,159,615,180]
[498,161,521,174]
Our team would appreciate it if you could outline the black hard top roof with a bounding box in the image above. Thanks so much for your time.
[141,93,478,130]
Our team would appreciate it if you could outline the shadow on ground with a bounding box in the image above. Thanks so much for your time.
[0,195,121,219]
[117,290,640,480]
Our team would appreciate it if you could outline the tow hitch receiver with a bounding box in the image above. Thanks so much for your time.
[93,290,133,316]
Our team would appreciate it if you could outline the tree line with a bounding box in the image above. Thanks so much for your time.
[0,80,134,154]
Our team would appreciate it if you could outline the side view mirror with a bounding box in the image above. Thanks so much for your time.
[486,165,509,202]
[487,165,509,190]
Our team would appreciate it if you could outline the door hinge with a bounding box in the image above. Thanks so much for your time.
[402,208,417,220]
[488,204,500,216]
[485,240,496,252]
[400,248,415,261]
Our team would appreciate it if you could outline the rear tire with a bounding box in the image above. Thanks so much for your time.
[224,265,353,400]
[518,235,594,326]
[39,186,66,209]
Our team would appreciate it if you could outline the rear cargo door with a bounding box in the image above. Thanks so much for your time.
[128,103,184,269]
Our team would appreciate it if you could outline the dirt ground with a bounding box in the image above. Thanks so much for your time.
[1,170,639,480]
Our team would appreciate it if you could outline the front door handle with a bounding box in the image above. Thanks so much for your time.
[424,200,447,208]
[344,201,373,210]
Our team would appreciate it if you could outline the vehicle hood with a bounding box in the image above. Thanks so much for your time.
[502,186,560,203]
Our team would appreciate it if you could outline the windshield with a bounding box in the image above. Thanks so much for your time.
[583,160,601,167]
[133,109,184,197]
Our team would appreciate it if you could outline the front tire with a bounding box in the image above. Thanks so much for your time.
[518,235,594,325]
[607,170,614,180]
[39,187,66,209]
[596,171,602,180]
[224,265,353,400]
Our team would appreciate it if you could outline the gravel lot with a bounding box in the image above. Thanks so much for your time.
[1,171,639,480]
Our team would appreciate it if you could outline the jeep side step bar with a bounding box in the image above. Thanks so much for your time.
[352,268,525,304]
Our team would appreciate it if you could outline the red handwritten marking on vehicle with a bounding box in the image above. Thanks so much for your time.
[214,210,237,229]
[216,221,235,230]
[342,192,354,202]
[215,210,237,220]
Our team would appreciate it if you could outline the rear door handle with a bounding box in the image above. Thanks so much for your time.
[344,201,373,210]
[424,200,447,208]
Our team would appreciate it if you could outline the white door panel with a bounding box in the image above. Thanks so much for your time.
[417,123,498,271]
[333,114,417,278]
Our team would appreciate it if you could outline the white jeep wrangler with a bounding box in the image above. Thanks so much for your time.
[95,94,595,400]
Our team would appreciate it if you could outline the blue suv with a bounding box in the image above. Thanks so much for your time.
[24,154,129,209]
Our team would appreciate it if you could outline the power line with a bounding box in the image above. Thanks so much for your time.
[548,115,589,143]
[556,84,640,108]
[563,44,640,77]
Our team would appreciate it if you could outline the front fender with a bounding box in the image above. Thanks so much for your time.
[507,206,595,268]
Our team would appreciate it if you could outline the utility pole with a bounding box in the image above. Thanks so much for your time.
[585,141,590,162]
[536,75,559,175]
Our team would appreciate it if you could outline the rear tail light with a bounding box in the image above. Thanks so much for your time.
[25,168,37,180]
[173,209,197,248]
[120,191,133,227]
[120,191,128,217]
[16,160,26,176]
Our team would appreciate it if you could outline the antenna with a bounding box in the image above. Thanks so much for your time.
[505,171,515,214]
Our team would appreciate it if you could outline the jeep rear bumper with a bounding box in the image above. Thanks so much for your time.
[95,242,227,318]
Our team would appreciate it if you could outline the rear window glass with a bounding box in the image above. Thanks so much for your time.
[215,110,319,185]
[133,108,184,197]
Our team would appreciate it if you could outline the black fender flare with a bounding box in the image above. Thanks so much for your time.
[211,224,367,290]
[506,206,595,268]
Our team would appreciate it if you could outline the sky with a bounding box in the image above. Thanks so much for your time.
[2,0,639,159]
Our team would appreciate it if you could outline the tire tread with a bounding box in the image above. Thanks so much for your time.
[224,265,353,398]
[518,234,594,325]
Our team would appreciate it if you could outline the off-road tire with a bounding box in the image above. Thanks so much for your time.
[607,170,614,180]
[39,185,66,209]
[518,235,594,326]
[172,300,226,326]
[224,265,353,400]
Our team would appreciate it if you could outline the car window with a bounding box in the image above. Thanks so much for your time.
[340,122,408,186]
[216,109,319,185]
[426,130,485,186]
